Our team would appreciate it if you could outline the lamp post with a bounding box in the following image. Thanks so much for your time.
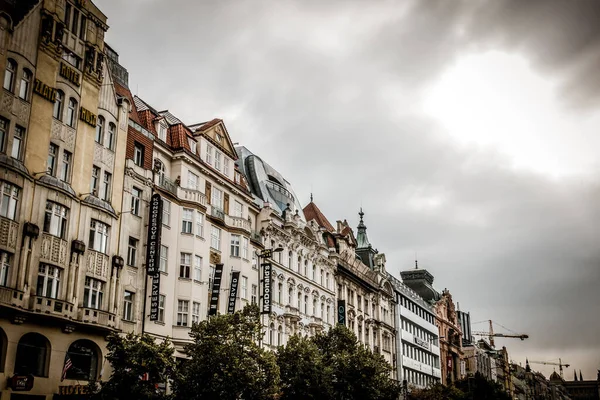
[256,246,283,347]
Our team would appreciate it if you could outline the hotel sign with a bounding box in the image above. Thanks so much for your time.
[337,300,346,326]
[58,384,89,395]
[79,107,97,127]
[60,62,80,86]
[208,263,224,316]
[227,271,240,314]
[261,262,272,314]
[33,79,57,102]
[145,193,163,276]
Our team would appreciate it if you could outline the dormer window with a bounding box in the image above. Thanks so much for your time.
[188,138,197,154]
[214,151,222,171]
[206,144,213,164]
[158,123,167,142]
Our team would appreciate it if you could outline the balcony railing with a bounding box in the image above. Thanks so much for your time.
[157,175,178,196]
[0,216,18,251]
[85,250,110,279]
[39,233,69,267]
[78,307,116,328]
[180,187,207,206]
[227,215,251,232]
[0,285,24,308]
[30,295,75,319]
[251,231,262,244]
[211,206,225,221]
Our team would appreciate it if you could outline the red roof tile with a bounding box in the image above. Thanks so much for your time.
[303,202,335,232]
[113,82,141,124]
[195,118,222,132]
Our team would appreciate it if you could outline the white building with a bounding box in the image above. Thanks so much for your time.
[388,273,442,389]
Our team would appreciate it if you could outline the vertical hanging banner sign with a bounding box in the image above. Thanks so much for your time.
[145,193,163,276]
[149,274,160,321]
[261,262,272,314]
[208,263,224,316]
[227,271,240,314]
[337,300,346,326]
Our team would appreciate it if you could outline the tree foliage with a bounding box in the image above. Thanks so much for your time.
[172,303,280,400]
[88,333,175,400]
[408,373,511,400]
[278,324,401,400]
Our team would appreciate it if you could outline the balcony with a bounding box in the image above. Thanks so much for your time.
[62,29,84,58]
[210,206,225,221]
[250,231,262,245]
[0,216,18,251]
[0,285,24,308]
[85,250,110,279]
[39,233,69,267]
[29,295,75,319]
[227,215,251,232]
[156,175,178,196]
[77,307,116,328]
[180,187,206,207]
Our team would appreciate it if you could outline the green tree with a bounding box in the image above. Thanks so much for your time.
[454,373,511,400]
[173,304,280,400]
[88,333,175,400]
[408,383,466,400]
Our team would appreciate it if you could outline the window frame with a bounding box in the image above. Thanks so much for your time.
[176,299,189,326]
[43,200,68,239]
[179,252,191,279]
[66,98,77,128]
[127,236,138,267]
[83,277,104,309]
[36,264,61,299]
[123,291,134,321]
[181,208,193,234]
[133,142,144,167]
[3,59,16,92]
[130,186,141,216]
[19,68,32,100]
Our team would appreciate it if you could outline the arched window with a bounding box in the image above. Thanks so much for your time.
[269,323,275,345]
[278,282,282,304]
[107,122,116,150]
[3,59,16,92]
[288,287,293,305]
[65,339,100,381]
[287,251,292,267]
[19,69,32,100]
[297,256,301,272]
[0,327,7,372]
[66,98,77,127]
[95,116,104,144]
[277,326,283,346]
[14,333,50,376]
[53,90,64,119]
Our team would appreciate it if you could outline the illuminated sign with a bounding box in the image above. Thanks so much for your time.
[262,262,272,314]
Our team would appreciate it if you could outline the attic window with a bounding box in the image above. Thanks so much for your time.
[158,123,167,142]
[188,138,197,154]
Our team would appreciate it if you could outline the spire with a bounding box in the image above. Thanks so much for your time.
[525,359,531,373]
[356,207,370,249]
[310,193,313,202]
[580,370,583,381]
[574,370,578,381]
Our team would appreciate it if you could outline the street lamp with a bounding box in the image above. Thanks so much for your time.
[256,247,284,347]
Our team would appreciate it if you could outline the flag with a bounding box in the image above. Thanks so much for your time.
[61,353,73,382]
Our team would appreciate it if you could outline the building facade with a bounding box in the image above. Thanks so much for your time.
[388,273,441,389]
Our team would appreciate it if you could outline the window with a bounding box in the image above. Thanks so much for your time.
[43,201,68,239]
[36,264,61,299]
[233,201,243,218]
[66,98,77,127]
[65,340,99,381]
[158,294,165,322]
[214,151,222,171]
[205,144,213,164]
[159,245,168,273]
[0,181,19,220]
[53,90,64,119]
[19,69,31,100]
[288,287,293,305]
[83,277,104,309]
[158,123,167,142]
[127,237,138,266]
[162,199,171,226]
[123,291,134,320]
[181,208,193,234]
[130,187,142,216]
[177,300,189,326]
[60,150,72,182]
[90,165,100,195]
[304,260,308,276]
[209,265,215,288]
[210,225,221,250]
[88,220,109,253]
[11,125,24,160]
[101,171,112,201]
[194,255,202,282]
[192,301,200,324]
[242,237,249,259]
[133,142,144,166]
[241,276,248,299]
[95,116,104,144]
[230,234,240,257]
[188,138,197,153]
[304,295,308,314]
[211,187,223,209]
[278,326,283,346]
[297,292,301,308]
[0,118,7,152]
[15,333,49,377]
[224,158,230,175]
[278,283,283,304]
[179,253,191,279]
[251,284,257,304]
[196,212,204,237]
[187,171,198,190]
[107,123,115,150]
[0,251,10,286]
[47,143,58,176]
[312,265,316,281]
[3,59,15,92]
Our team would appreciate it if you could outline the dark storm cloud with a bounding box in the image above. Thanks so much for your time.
[97,0,600,376]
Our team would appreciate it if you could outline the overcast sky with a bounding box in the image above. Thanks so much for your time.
[97,0,600,379]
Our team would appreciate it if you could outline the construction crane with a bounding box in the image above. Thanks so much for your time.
[529,359,570,379]
[471,320,529,347]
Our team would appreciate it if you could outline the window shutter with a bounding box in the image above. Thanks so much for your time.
[224,193,230,215]
[205,181,212,205]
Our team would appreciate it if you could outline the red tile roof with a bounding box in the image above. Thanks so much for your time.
[113,82,141,124]
[194,118,222,132]
[137,110,157,135]
[303,202,335,232]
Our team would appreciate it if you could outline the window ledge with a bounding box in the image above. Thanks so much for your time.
[178,277,191,281]
[153,321,165,325]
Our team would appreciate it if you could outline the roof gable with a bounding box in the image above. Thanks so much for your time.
[192,119,237,160]
[303,202,335,232]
